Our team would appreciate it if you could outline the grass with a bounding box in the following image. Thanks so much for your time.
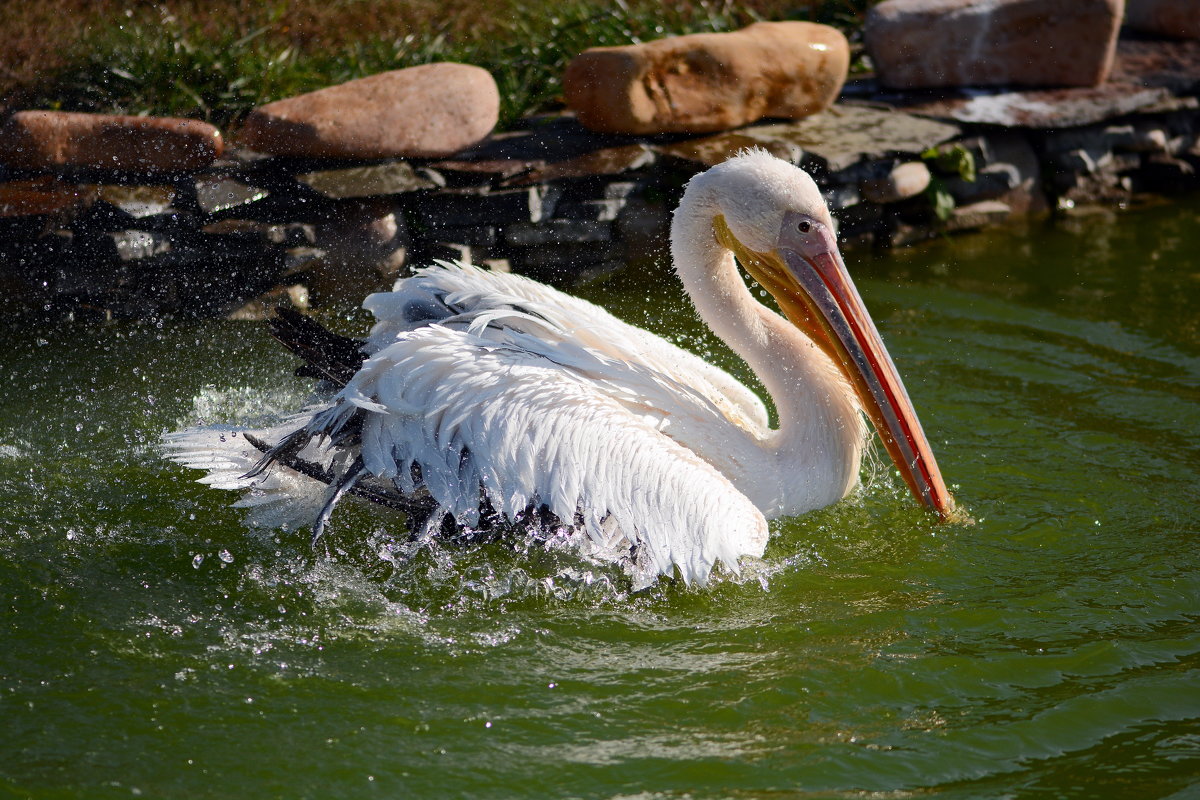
[3,0,875,132]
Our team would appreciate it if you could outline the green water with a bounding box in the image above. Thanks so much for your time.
[2,200,1199,800]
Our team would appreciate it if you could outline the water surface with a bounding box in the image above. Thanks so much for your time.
[2,200,1198,799]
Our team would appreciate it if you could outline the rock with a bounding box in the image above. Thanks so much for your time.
[510,144,655,186]
[896,85,1168,128]
[427,158,542,188]
[227,284,310,322]
[109,230,172,261]
[0,111,223,172]
[865,0,1123,89]
[945,200,1013,231]
[554,198,628,222]
[0,178,94,217]
[195,177,270,214]
[1124,126,1171,154]
[1126,0,1200,39]
[413,185,561,228]
[859,161,931,203]
[942,165,1019,204]
[925,135,1048,212]
[240,63,499,159]
[1135,153,1199,193]
[297,162,437,199]
[425,242,476,264]
[564,21,849,135]
[656,105,959,172]
[480,258,511,273]
[96,185,176,219]
[504,220,613,247]
[314,199,409,276]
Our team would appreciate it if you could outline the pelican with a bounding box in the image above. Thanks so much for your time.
[165,149,955,588]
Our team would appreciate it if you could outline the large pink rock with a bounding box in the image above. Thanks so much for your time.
[1126,0,1200,39]
[563,21,849,135]
[865,0,1123,90]
[239,63,499,159]
[0,111,223,172]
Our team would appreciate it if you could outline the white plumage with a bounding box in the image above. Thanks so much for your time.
[165,150,954,589]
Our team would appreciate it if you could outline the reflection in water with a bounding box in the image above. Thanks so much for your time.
[0,199,1198,799]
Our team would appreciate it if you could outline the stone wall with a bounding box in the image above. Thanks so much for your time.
[3,27,1200,320]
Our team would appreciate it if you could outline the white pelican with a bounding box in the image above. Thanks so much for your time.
[165,149,955,588]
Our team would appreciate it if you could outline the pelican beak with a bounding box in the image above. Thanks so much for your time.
[714,212,956,521]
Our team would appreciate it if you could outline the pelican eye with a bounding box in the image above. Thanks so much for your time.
[797,219,812,234]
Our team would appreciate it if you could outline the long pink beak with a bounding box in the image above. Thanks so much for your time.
[777,210,956,520]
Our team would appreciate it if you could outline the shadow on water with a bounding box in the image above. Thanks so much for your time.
[1,198,1198,799]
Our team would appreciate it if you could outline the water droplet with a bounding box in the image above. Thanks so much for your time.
[192,553,204,569]
[218,549,234,563]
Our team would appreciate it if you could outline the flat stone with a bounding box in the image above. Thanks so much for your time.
[1126,0,1200,39]
[96,185,176,218]
[657,105,959,172]
[297,161,436,199]
[0,178,95,217]
[195,178,270,214]
[425,158,542,187]
[455,115,620,164]
[0,111,223,172]
[898,84,1170,128]
[865,0,1122,89]
[509,144,656,186]
[945,200,1012,231]
[1111,37,1200,95]
[564,21,848,135]
[860,161,930,203]
[240,63,499,159]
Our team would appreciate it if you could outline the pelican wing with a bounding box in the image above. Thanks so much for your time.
[365,263,771,437]
[311,296,769,587]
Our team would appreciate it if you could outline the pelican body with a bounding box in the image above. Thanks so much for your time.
[165,150,954,588]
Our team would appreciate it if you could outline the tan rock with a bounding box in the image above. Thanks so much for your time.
[865,0,1123,90]
[946,199,1013,231]
[239,63,499,159]
[1126,0,1200,39]
[563,21,849,135]
[0,111,223,172]
[860,161,931,203]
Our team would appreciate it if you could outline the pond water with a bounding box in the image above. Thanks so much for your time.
[2,198,1198,799]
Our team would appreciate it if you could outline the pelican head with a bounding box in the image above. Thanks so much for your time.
[685,150,956,520]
